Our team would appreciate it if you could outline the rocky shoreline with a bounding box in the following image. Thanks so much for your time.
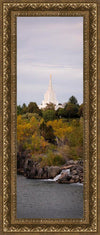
[17,152,83,184]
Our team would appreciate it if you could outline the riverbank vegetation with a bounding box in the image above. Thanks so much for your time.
[17,96,83,167]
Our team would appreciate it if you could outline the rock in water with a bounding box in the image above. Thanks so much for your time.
[48,166,61,178]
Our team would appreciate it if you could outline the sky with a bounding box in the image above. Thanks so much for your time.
[17,17,83,106]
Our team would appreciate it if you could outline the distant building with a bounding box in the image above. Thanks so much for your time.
[39,75,58,109]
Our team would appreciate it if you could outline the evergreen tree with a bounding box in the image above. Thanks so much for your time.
[68,96,78,105]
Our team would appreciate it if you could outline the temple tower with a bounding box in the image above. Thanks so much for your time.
[39,75,58,109]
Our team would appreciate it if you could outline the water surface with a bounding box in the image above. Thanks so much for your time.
[17,175,83,219]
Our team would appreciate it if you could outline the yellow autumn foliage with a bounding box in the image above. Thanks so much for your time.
[47,119,73,142]
[17,115,49,153]
[17,114,83,160]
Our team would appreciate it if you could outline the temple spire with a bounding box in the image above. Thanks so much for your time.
[49,74,52,88]
[39,75,58,109]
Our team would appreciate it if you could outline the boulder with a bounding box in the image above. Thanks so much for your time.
[66,160,75,165]
[72,170,78,175]
[69,179,75,183]
[57,174,72,184]
[24,158,33,172]
[79,177,84,183]
[42,172,48,179]
[77,165,83,172]
[37,168,44,178]
[59,171,68,180]
[72,175,79,183]
[48,166,61,178]
[27,167,36,179]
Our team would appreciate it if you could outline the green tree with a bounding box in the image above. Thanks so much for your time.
[43,109,56,122]
[44,103,55,111]
[68,96,78,105]
[64,103,79,118]
[17,105,22,115]
[39,122,56,144]
[56,108,66,118]
[28,102,42,115]
[22,103,28,114]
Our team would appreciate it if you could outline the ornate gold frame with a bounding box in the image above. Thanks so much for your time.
[0,0,98,233]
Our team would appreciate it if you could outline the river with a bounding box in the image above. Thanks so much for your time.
[17,175,83,219]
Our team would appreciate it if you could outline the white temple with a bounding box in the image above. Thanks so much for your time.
[39,75,58,109]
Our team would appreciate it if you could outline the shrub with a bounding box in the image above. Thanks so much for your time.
[69,146,83,160]
[40,151,65,166]
[43,110,56,122]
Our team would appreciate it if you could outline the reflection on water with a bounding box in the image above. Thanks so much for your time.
[17,175,83,219]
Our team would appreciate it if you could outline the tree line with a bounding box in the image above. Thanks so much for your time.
[17,96,83,121]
